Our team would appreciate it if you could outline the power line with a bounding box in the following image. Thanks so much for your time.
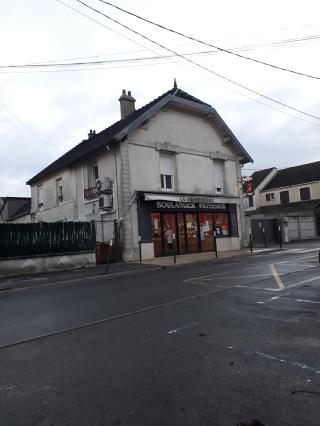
[72,0,320,121]
[0,49,243,70]
[55,0,163,58]
[3,30,320,69]
[97,0,320,81]
[0,102,63,153]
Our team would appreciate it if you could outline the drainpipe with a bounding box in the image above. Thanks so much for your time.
[106,145,120,220]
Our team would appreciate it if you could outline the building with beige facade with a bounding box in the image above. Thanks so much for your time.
[27,85,252,261]
[244,161,320,244]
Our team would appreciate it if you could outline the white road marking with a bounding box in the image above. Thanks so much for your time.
[294,248,320,254]
[168,322,198,334]
[275,297,320,305]
[248,351,320,374]
[270,264,285,290]
[275,254,317,264]
[286,275,320,289]
[201,274,273,280]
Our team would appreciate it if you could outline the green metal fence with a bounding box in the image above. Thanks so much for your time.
[0,222,96,257]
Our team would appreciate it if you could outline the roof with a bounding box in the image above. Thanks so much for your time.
[7,199,31,221]
[263,161,320,191]
[27,86,252,185]
[250,168,275,190]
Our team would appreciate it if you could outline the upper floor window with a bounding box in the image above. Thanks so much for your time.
[266,193,274,202]
[56,178,63,204]
[248,194,254,207]
[280,190,290,204]
[87,163,99,188]
[300,187,311,201]
[213,160,224,194]
[37,185,44,210]
[160,154,173,190]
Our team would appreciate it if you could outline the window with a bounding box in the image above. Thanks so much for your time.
[214,213,229,236]
[300,187,311,201]
[280,190,290,204]
[56,178,63,204]
[88,163,99,188]
[213,160,224,193]
[266,193,274,202]
[248,194,254,207]
[160,154,173,190]
[93,165,99,181]
[37,185,44,210]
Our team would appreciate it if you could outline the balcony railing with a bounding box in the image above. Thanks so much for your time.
[84,186,99,200]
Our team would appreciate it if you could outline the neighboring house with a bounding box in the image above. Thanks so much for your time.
[243,161,320,245]
[27,85,252,261]
[0,197,31,223]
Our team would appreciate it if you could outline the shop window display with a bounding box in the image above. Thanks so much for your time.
[214,213,230,236]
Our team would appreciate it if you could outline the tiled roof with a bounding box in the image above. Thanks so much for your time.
[250,168,274,190]
[263,161,320,191]
[27,86,251,185]
[7,199,31,221]
[27,88,209,185]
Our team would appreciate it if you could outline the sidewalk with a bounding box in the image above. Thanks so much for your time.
[142,248,251,266]
[0,246,279,290]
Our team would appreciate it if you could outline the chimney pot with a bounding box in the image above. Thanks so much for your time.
[88,129,96,139]
[118,89,136,119]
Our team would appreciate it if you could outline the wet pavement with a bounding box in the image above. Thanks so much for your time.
[0,242,320,425]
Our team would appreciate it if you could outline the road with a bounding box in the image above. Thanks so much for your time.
[1,244,320,425]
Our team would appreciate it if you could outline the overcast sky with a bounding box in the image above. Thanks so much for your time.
[1,0,319,196]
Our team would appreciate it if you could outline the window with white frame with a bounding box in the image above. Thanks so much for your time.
[160,154,174,190]
[213,160,224,193]
[88,163,99,187]
[56,178,63,204]
[37,185,44,210]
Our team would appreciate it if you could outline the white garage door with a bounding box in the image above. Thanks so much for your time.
[288,217,299,240]
[288,216,316,241]
[299,216,316,239]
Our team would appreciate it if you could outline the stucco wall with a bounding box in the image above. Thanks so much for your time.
[259,181,320,207]
[127,108,239,197]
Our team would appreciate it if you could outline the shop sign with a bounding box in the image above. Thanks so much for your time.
[156,201,226,210]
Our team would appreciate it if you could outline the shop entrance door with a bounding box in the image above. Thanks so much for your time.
[151,212,162,257]
[177,213,186,254]
[199,212,214,251]
[162,213,177,255]
[185,213,199,252]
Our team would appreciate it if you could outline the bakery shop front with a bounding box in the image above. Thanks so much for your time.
[137,192,239,257]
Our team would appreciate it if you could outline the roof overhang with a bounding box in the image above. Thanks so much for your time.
[115,94,253,164]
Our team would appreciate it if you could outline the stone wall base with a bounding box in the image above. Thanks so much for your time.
[0,251,96,278]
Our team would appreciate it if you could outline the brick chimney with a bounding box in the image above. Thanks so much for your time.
[119,89,136,119]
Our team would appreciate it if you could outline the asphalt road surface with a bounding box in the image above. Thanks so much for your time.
[1,244,320,425]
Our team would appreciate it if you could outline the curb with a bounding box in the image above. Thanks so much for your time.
[0,265,164,293]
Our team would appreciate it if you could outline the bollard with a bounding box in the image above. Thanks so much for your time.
[105,239,113,274]
[249,232,253,254]
[278,225,282,250]
[213,229,218,258]
[262,227,267,248]
[138,235,142,263]
[172,234,177,264]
